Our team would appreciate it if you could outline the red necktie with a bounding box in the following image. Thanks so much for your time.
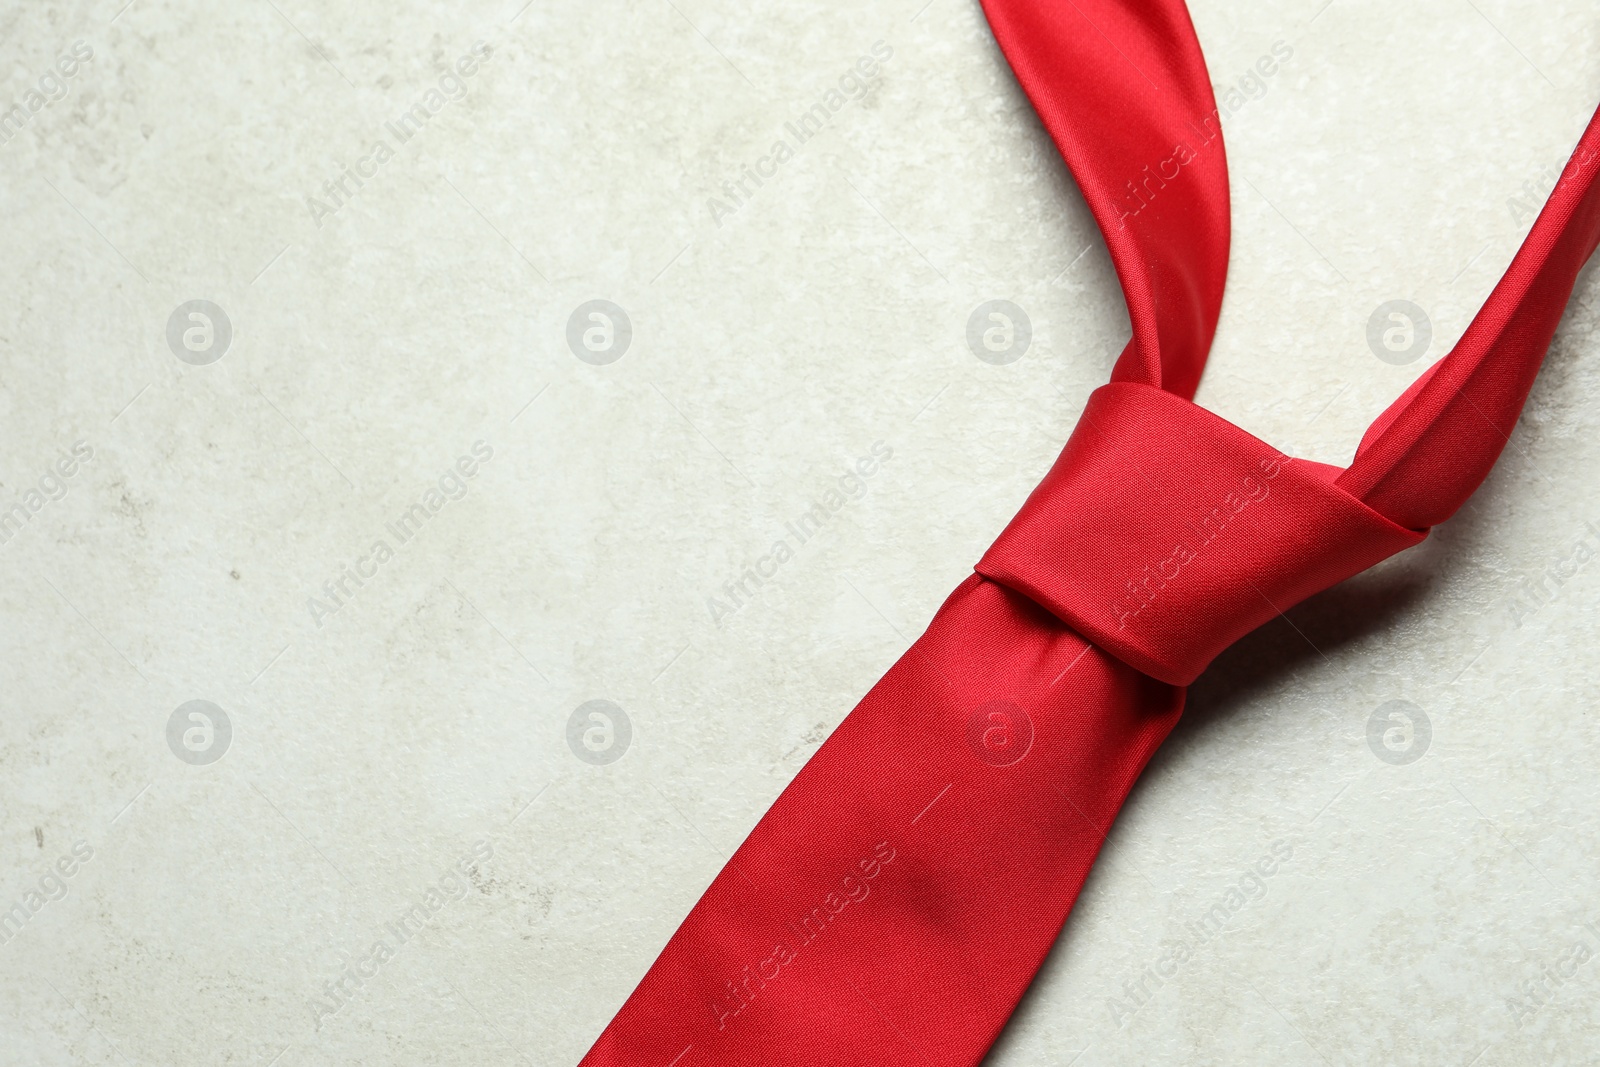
[578,2,1600,1064]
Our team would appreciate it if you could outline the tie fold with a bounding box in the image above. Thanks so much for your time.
[977,383,1426,686]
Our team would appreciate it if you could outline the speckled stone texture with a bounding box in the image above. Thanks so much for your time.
[1,0,1597,1064]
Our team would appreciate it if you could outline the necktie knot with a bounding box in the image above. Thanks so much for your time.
[976,383,1426,685]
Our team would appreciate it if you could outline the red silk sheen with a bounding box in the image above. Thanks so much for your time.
[976,382,1425,686]
[1341,120,1600,528]
[974,0,1230,398]
[576,1,1600,1063]
[581,580,1180,1067]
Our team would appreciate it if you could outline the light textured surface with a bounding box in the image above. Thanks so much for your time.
[1,0,1598,1064]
